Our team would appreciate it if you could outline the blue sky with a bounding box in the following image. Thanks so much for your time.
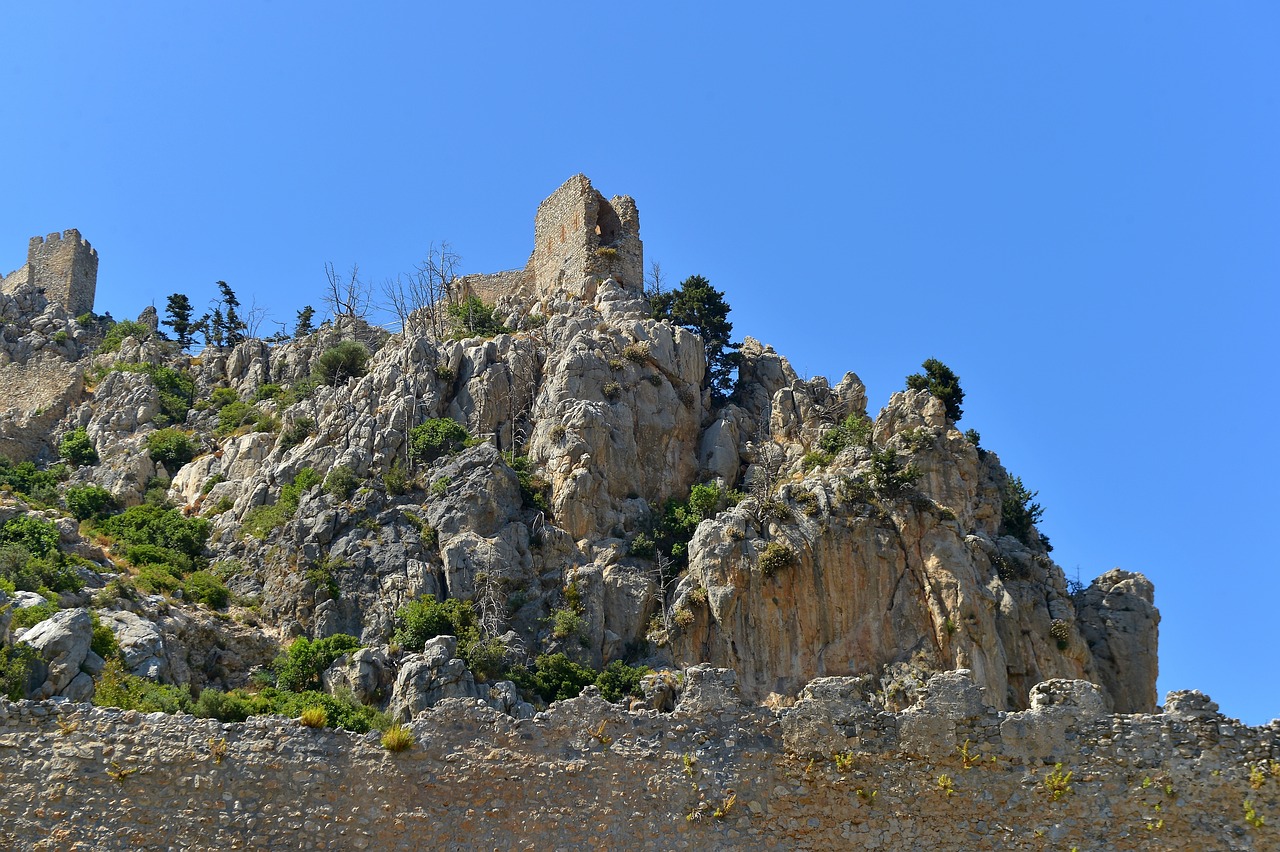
[3,4,1276,724]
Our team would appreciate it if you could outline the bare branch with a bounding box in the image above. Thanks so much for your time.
[323,261,372,320]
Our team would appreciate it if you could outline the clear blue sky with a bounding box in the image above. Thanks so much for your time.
[3,4,1276,724]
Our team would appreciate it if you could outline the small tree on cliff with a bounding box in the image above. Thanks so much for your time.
[163,294,196,348]
[906,358,964,422]
[651,274,739,403]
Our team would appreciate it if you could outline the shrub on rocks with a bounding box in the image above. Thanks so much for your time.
[314,341,370,386]
[408,418,469,464]
[58,427,97,467]
[145,428,198,469]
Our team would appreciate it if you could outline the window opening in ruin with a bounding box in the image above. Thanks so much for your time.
[594,198,622,246]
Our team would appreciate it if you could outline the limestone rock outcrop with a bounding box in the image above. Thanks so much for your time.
[1075,568,1160,712]
[0,175,1161,732]
[18,608,100,700]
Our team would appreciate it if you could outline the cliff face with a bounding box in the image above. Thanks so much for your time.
[0,175,1157,721]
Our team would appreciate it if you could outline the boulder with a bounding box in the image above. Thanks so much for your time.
[20,607,93,698]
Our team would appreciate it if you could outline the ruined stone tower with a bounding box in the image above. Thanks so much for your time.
[455,175,644,307]
[530,175,642,301]
[0,229,98,317]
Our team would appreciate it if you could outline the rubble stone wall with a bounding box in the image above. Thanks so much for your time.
[0,670,1276,851]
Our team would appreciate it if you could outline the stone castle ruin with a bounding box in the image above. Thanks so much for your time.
[458,174,643,305]
[1,228,98,318]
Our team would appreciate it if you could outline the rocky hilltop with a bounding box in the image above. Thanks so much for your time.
[8,177,1262,850]
[0,175,1159,721]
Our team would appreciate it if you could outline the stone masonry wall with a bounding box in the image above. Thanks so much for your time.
[0,669,1276,851]
[530,174,643,302]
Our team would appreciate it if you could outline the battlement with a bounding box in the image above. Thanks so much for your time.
[2,228,98,317]
[28,229,98,260]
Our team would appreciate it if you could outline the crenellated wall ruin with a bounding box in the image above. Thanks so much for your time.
[1,229,98,318]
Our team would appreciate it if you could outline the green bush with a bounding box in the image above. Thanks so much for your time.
[183,570,230,608]
[93,658,192,713]
[254,383,282,401]
[95,320,153,354]
[383,458,410,495]
[134,563,183,595]
[58,427,97,466]
[551,607,586,641]
[324,465,360,500]
[393,595,477,652]
[272,633,363,692]
[188,683,389,732]
[906,358,964,423]
[628,532,656,560]
[209,387,239,408]
[216,400,262,436]
[508,455,550,513]
[648,481,733,566]
[280,417,316,449]
[446,296,507,339]
[110,363,196,425]
[818,414,873,455]
[0,457,67,503]
[408,418,469,464]
[98,503,211,560]
[596,660,652,703]
[801,450,834,472]
[90,612,122,661]
[305,559,342,600]
[145,428,199,468]
[463,635,510,683]
[508,653,598,704]
[124,543,193,573]
[315,341,370,386]
[0,642,38,700]
[868,448,920,498]
[0,544,82,595]
[65,484,115,520]
[0,516,60,558]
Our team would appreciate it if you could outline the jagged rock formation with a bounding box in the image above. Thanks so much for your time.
[0,175,1159,727]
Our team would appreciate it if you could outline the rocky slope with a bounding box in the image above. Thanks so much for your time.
[0,177,1159,725]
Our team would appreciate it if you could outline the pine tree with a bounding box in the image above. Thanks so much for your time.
[163,294,195,348]
[295,305,316,337]
[906,358,965,422]
[218,281,247,346]
[651,274,739,402]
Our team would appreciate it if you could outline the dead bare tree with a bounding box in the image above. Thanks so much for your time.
[414,242,462,338]
[475,547,506,640]
[648,550,679,644]
[644,260,666,305]
[244,296,272,340]
[323,262,372,320]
